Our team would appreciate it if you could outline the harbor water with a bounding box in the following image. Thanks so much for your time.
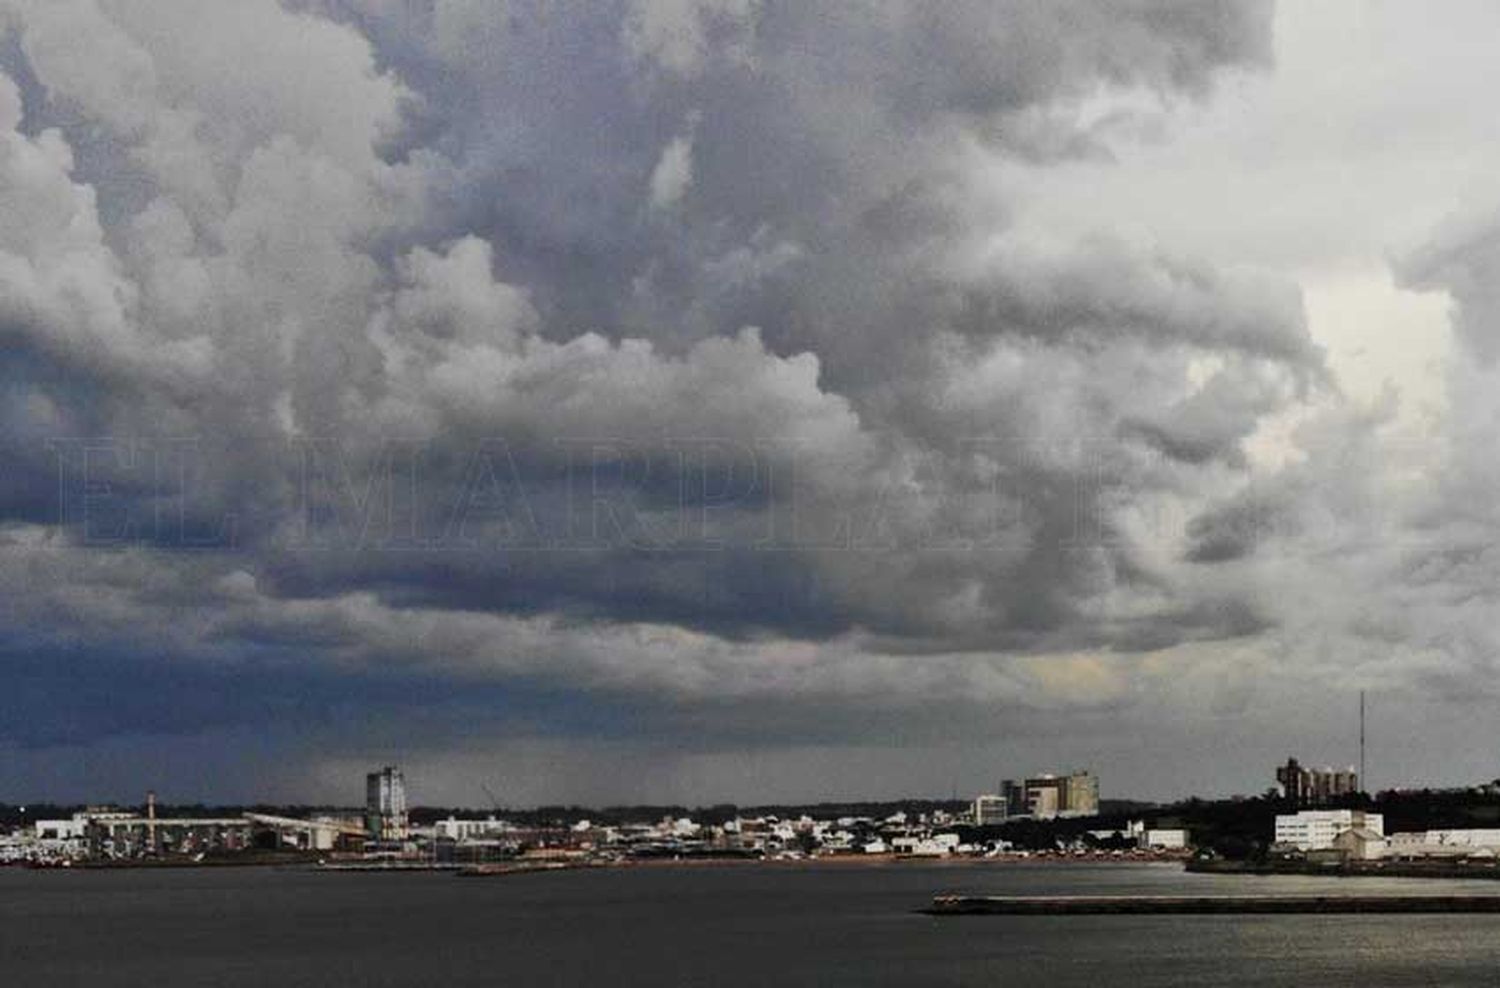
[4,861,1500,985]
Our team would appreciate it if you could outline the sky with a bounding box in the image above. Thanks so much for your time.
[3,0,1500,808]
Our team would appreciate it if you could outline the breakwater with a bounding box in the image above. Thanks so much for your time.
[923,894,1500,915]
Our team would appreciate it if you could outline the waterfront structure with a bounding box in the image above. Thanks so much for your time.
[243,813,365,851]
[365,766,409,842]
[1387,829,1500,860]
[1275,757,1358,805]
[1274,809,1384,851]
[1001,771,1100,819]
[32,807,256,859]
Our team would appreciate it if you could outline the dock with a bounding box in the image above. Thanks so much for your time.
[923,894,1500,915]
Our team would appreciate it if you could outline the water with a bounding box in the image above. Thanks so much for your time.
[4,861,1500,985]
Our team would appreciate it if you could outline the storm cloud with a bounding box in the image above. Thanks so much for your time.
[0,0,1492,805]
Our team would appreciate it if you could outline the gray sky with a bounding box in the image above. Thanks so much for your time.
[2,0,1499,808]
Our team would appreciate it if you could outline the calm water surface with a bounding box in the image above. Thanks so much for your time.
[4,861,1500,986]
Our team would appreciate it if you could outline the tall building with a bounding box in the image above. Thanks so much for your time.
[1276,757,1358,805]
[1065,770,1099,816]
[365,766,409,842]
[1000,771,1099,820]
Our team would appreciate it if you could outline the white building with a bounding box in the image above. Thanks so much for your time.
[1388,829,1500,859]
[891,833,959,857]
[972,795,1007,826]
[1274,810,1384,851]
[33,816,89,841]
[1141,828,1188,850]
[434,816,513,841]
[1119,820,1189,850]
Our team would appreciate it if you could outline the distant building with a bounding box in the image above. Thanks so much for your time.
[891,833,960,857]
[1274,809,1383,851]
[1276,757,1358,805]
[365,766,409,842]
[1001,771,1100,820]
[972,795,1007,826]
[1066,771,1100,816]
[1331,827,1386,861]
[1120,820,1189,850]
[1387,829,1500,860]
[33,816,89,841]
[1144,829,1188,850]
[434,816,512,842]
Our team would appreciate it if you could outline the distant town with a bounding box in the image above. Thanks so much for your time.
[10,757,1500,876]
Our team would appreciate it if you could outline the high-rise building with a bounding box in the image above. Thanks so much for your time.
[365,766,409,842]
[1065,770,1099,816]
[999,771,1099,820]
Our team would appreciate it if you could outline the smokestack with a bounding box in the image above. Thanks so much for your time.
[147,790,157,855]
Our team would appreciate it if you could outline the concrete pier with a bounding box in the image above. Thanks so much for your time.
[924,894,1500,915]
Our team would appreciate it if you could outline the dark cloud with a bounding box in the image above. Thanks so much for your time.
[3,0,1418,803]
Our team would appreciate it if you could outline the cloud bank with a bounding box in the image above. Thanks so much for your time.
[0,0,1491,804]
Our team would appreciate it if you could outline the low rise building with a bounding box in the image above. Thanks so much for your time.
[1387,829,1500,859]
[1274,809,1384,851]
[891,833,960,857]
[434,816,514,842]
[1331,827,1386,861]
[1140,828,1188,850]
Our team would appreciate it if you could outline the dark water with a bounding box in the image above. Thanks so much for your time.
[4,861,1500,985]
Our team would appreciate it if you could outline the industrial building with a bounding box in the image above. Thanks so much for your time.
[1273,809,1384,851]
[1275,757,1359,805]
[27,805,364,860]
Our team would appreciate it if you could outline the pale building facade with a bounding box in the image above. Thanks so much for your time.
[1274,810,1384,851]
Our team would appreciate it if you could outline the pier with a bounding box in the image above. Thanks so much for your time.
[923,894,1500,915]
